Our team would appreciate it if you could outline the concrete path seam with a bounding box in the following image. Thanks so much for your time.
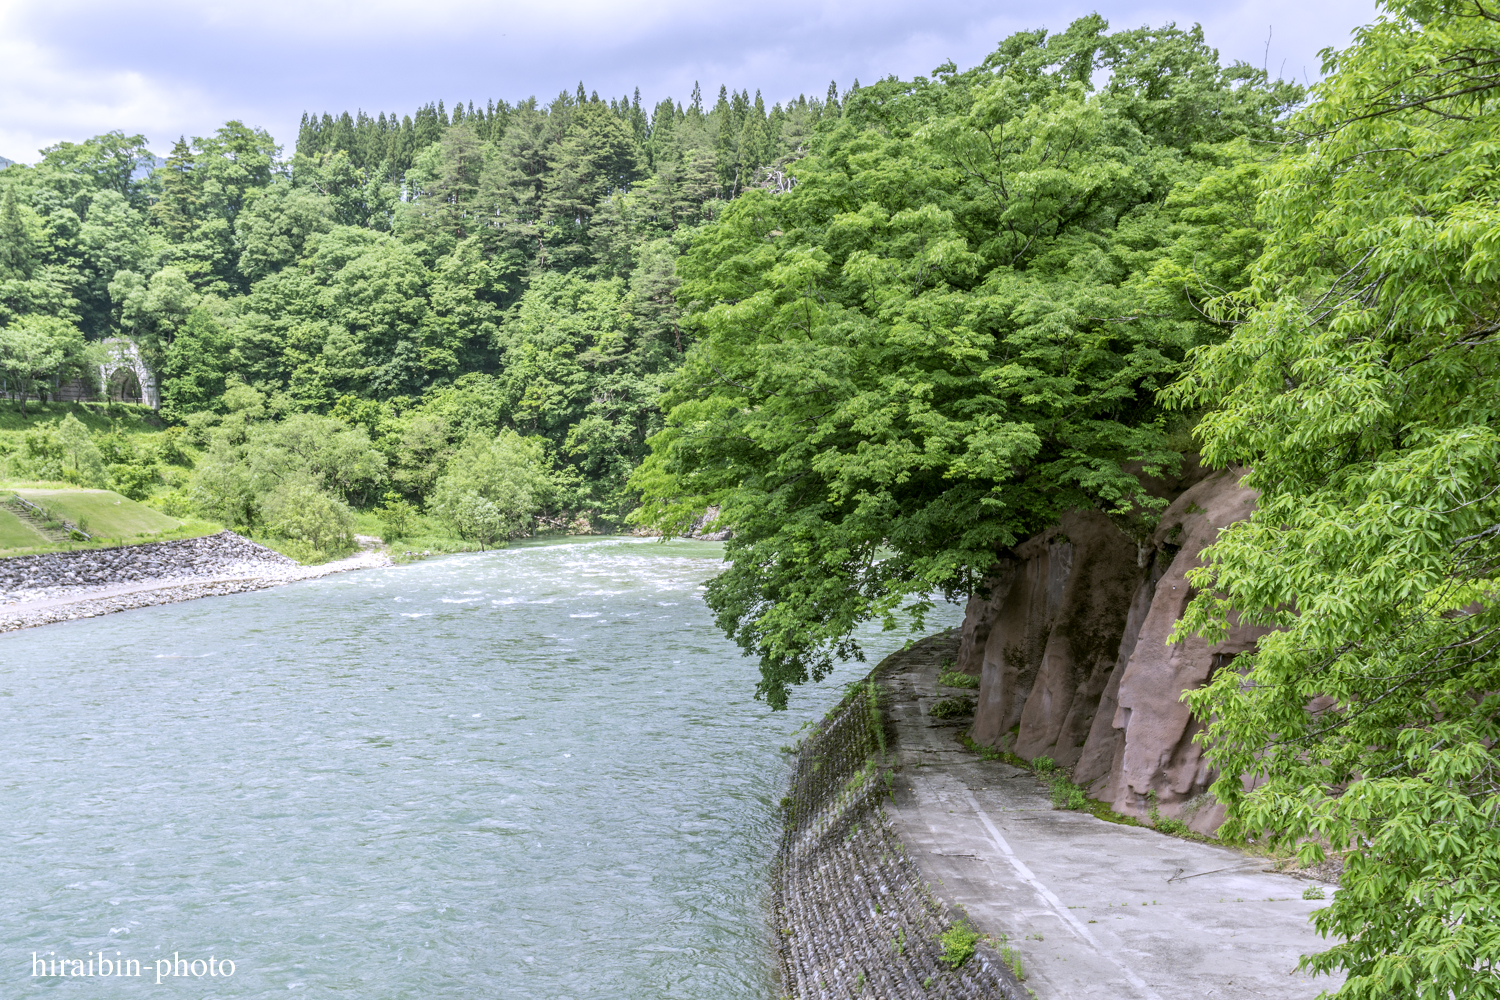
[961,788,1166,1000]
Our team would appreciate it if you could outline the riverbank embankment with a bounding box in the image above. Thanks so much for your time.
[0,530,389,631]
[774,632,1026,1000]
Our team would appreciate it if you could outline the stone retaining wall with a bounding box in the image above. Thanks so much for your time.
[774,669,1025,1000]
[0,531,389,632]
[0,531,294,601]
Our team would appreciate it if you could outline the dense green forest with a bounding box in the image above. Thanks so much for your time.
[0,76,849,546]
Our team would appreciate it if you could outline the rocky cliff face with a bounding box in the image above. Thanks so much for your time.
[957,467,1264,834]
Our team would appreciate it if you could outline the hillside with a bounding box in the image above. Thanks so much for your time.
[0,484,210,556]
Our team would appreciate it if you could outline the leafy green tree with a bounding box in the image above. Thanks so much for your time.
[481,99,553,222]
[0,184,71,330]
[74,190,153,337]
[543,103,642,226]
[49,413,107,488]
[376,490,417,541]
[96,426,161,499]
[403,124,489,244]
[1167,3,1500,995]
[235,182,332,280]
[0,316,96,416]
[189,441,257,526]
[39,131,154,204]
[631,18,1298,707]
[261,478,356,552]
[0,185,36,281]
[151,122,279,293]
[159,307,234,420]
[430,430,551,541]
[292,149,395,229]
[110,266,198,365]
[438,490,506,547]
[107,462,159,500]
[150,137,199,244]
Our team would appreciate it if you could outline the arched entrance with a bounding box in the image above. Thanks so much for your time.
[96,338,159,409]
[108,367,143,404]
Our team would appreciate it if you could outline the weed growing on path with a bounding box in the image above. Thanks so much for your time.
[938,921,980,968]
[930,697,975,719]
[996,936,1027,981]
[936,670,979,689]
[1147,792,1192,836]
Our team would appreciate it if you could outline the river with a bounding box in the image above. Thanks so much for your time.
[3,537,960,998]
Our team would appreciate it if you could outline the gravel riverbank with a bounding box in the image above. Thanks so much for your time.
[0,531,390,632]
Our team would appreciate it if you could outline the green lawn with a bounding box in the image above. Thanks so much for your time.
[0,506,47,549]
[14,488,182,538]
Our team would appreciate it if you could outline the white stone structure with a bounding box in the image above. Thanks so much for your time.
[98,337,159,409]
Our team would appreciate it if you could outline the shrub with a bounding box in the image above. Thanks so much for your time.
[151,489,193,518]
[377,492,417,542]
[153,426,192,465]
[438,490,506,548]
[8,425,63,480]
[1048,776,1088,811]
[938,921,980,969]
[182,410,221,447]
[937,670,980,689]
[261,480,354,553]
[55,413,106,487]
[930,697,975,719]
[108,462,158,500]
[1147,791,1191,836]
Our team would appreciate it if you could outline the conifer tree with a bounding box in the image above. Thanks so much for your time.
[0,186,35,281]
[150,137,198,244]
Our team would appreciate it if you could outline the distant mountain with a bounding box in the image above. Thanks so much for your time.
[131,155,164,181]
[0,152,157,175]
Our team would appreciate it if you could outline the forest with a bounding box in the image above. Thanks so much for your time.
[4,2,1500,992]
[0,77,839,549]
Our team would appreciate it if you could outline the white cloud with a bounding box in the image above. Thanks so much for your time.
[0,0,1380,164]
[0,2,219,162]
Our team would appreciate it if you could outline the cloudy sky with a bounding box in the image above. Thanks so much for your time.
[0,0,1381,163]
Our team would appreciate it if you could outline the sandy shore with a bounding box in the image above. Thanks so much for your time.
[0,532,391,632]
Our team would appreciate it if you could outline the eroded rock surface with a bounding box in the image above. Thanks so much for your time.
[960,467,1263,833]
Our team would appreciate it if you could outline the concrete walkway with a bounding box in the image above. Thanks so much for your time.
[879,635,1341,1000]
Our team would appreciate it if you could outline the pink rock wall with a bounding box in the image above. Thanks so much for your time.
[959,467,1266,834]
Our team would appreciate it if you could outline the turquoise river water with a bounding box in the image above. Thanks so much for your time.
[3,538,959,998]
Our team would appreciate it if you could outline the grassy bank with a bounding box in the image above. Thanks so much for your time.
[0,400,162,433]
